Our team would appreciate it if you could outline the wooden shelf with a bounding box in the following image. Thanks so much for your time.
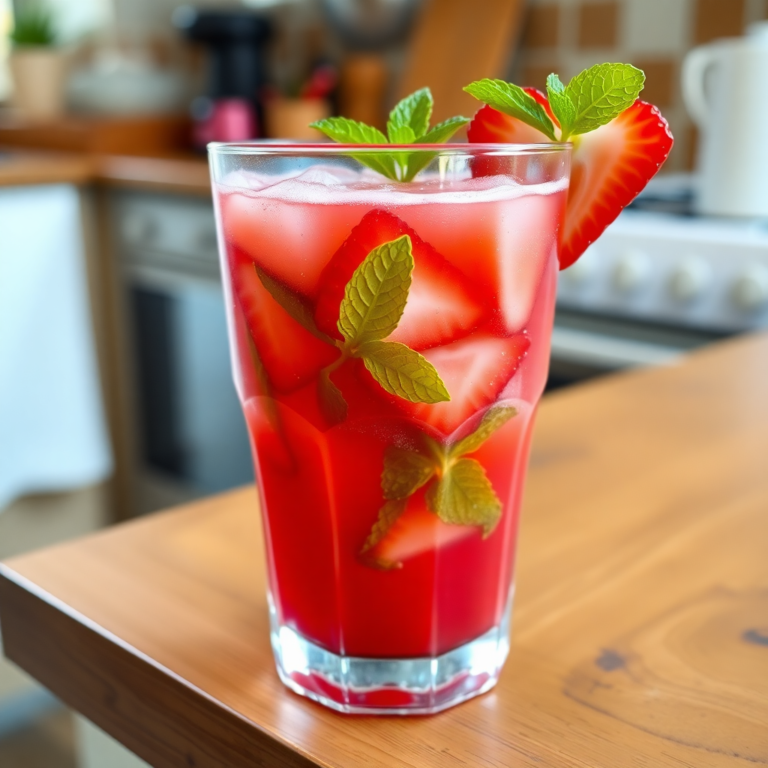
[2,334,768,767]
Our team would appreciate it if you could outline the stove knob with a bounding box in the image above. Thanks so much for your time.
[731,266,768,311]
[668,259,710,302]
[612,251,650,293]
[563,247,597,285]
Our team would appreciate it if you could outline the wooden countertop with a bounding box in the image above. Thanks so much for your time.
[0,150,211,195]
[2,334,768,767]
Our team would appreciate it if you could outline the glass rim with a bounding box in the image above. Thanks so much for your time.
[207,141,571,157]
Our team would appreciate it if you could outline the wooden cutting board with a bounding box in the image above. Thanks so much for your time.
[397,0,526,123]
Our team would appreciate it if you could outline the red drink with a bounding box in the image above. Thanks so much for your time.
[210,145,570,713]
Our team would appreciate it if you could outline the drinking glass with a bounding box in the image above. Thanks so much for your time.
[208,143,571,714]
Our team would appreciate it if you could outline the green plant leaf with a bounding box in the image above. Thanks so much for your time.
[463,79,557,140]
[10,7,56,46]
[360,498,407,561]
[382,446,436,500]
[414,116,470,145]
[389,87,433,139]
[565,63,645,137]
[426,458,502,535]
[450,406,518,459]
[338,235,413,347]
[318,368,347,425]
[310,116,388,145]
[254,266,331,343]
[359,340,450,404]
[387,123,416,145]
[545,73,575,137]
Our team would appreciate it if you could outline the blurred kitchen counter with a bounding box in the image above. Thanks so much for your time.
[0,111,211,195]
[0,150,211,195]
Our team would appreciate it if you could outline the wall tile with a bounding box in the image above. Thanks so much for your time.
[578,1,620,48]
[631,58,677,108]
[694,0,746,43]
[624,0,691,53]
[522,5,561,48]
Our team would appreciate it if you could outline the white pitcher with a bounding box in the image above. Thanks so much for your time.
[682,22,768,218]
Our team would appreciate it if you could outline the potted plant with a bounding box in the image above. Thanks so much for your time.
[8,2,68,118]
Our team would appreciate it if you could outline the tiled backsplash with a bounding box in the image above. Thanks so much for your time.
[512,0,768,171]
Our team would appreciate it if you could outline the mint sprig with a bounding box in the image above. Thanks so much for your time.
[311,87,469,182]
[463,79,557,140]
[465,63,645,142]
[251,235,450,426]
[332,235,449,409]
[361,405,518,567]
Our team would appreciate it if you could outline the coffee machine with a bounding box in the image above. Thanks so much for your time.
[174,7,272,147]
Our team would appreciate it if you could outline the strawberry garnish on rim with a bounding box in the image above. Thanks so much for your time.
[465,67,674,270]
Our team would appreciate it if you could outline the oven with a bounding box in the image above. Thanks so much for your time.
[112,190,254,513]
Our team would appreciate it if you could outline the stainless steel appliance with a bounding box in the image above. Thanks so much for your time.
[112,190,253,513]
[549,174,768,387]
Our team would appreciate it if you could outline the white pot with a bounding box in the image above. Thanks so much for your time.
[9,47,69,119]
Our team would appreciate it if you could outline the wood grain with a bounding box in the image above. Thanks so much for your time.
[2,333,768,767]
[397,0,525,124]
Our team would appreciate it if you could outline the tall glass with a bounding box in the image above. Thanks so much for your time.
[209,144,571,714]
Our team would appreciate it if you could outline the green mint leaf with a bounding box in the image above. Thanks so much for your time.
[414,115,470,145]
[387,123,416,144]
[359,340,450,404]
[310,116,388,145]
[338,235,413,347]
[565,63,645,137]
[450,405,518,459]
[382,446,436,500]
[463,79,557,141]
[426,457,502,535]
[255,266,332,343]
[400,116,471,182]
[545,73,575,136]
[389,87,433,139]
[318,367,347,425]
[360,498,407,565]
[309,116,400,179]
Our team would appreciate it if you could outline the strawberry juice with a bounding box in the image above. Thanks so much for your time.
[210,145,570,713]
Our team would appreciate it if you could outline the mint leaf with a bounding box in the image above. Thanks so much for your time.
[464,79,557,141]
[382,446,436,500]
[360,498,406,562]
[402,116,471,181]
[387,123,416,144]
[450,405,517,459]
[338,235,413,347]
[545,73,574,136]
[310,116,388,145]
[318,367,347,425]
[360,340,450,404]
[414,116,470,145]
[565,63,644,137]
[389,87,433,139]
[311,89,469,181]
[426,457,502,535]
[255,266,331,343]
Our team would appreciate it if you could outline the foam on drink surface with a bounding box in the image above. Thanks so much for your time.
[218,165,569,207]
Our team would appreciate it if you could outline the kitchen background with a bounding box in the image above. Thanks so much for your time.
[1,0,768,766]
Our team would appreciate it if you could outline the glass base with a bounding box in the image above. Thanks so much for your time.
[270,591,513,715]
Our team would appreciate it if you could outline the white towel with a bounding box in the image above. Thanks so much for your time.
[0,184,112,511]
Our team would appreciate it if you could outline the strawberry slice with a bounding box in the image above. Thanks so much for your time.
[314,209,486,350]
[228,244,337,393]
[382,333,530,436]
[365,494,476,567]
[468,98,673,269]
